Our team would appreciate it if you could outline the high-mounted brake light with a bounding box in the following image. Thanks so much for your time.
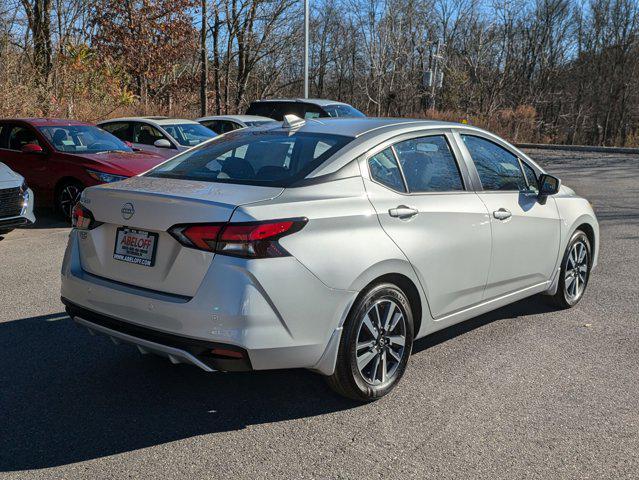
[72,203,101,230]
[169,218,307,258]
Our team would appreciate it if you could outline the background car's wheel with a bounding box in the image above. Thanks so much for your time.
[546,230,592,308]
[56,180,84,222]
[327,283,414,401]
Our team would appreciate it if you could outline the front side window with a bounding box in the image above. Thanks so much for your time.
[146,130,352,187]
[7,126,40,151]
[393,135,464,192]
[134,123,166,146]
[303,105,323,119]
[162,123,216,147]
[521,161,539,192]
[368,148,406,192]
[323,104,366,118]
[461,135,527,191]
[39,125,132,153]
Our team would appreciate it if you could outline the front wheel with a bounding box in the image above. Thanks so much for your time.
[56,181,84,222]
[327,283,414,401]
[546,230,592,308]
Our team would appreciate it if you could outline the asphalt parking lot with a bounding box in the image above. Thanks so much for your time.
[1,148,637,479]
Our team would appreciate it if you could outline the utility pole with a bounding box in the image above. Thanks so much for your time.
[304,0,309,98]
[430,41,442,111]
[200,0,208,116]
[422,41,444,112]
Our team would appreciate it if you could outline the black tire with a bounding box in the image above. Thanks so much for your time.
[0,228,13,235]
[56,180,84,222]
[546,230,592,308]
[327,283,414,401]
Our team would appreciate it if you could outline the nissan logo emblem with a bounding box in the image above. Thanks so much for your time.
[121,203,135,220]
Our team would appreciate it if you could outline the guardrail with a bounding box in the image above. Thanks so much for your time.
[516,143,639,155]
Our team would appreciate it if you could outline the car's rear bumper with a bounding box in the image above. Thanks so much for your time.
[61,229,356,374]
[63,298,252,371]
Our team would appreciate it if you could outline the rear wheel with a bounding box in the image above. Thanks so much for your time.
[56,181,84,222]
[327,283,414,401]
[546,230,592,308]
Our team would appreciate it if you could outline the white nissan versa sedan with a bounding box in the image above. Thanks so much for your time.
[61,117,599,401]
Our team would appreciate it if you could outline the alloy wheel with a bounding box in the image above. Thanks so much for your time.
[355,298,407,386]
[59,184,81,219]
[564,240,589,302]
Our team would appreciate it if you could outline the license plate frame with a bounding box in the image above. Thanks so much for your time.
[113,227,159,267]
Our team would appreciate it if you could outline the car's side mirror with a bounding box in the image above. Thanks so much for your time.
[153,139,172,149]
[538,174,561,196]
[21,143,44,154]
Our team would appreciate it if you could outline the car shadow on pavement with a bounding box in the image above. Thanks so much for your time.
[412,295,558,354]
[0,311,358,471]
[25,209,69,229]
[0,296,557,471]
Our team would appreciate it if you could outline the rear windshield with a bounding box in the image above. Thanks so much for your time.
[146,130,353,187]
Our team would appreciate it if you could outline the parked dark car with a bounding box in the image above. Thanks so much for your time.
[246,98,365,121]
[0,118,167,218]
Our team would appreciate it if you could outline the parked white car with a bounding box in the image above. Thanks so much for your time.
[196,115,276,134]
[97,117,216,159]
[61,117,598,401]
[0,162,35,235]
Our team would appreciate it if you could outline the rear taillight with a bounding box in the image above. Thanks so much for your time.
[169,218,307,258]
[72,203,101,230]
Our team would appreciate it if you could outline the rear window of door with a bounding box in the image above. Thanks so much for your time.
[302,104,324,119]
[368,148,406,192]
[101,122,132,142]
[247,102,303,121]
[215,120,238,133]
[6,125,40,151]
[392,135,464,192]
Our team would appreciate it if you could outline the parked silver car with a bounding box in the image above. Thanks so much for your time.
[98,117,216,159]
[195,114,276,134]
[0,161,35,236]
[61,117,599,400]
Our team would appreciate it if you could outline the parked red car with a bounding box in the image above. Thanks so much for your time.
[0,118,167,218]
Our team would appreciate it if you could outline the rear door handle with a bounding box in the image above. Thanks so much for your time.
[389,205,419,218]
[493,208,512,220]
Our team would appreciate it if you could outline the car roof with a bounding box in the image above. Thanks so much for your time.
[1,118,93,127]
[250,98,351,107]
[286,117,541,179]
[196,115,275,123]
[99,117,200,126]
[262,117,467,137]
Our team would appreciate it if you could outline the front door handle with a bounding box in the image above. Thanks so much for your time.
[493,208,512,220]
[389,205,419,219]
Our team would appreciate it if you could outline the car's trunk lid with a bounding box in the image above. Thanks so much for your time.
[78,176,283,297]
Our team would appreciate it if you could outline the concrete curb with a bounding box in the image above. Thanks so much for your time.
[516,143,639,154]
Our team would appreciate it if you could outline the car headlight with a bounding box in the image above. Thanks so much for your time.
[86,169,128,183]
